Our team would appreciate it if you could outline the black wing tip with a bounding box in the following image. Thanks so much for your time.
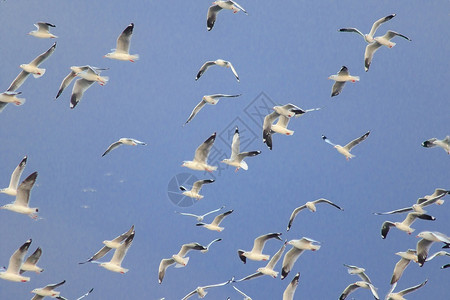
[281,269,288,280]
[237,250,246,264]
[235,127,239,134]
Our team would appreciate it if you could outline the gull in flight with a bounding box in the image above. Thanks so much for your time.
[273,103,321,118]
[7,42,57,92]
[175,206,224,222]
[342,264,372,284]
[422,136,450,154]
[222,127,261,171]
[31,280,66,299]
[422,188,449,205]
[374,193,447,215]
[181,277,234,299]
[79,225,135,264]
[238,232,282,264]
[1,156,27,196]
[207,1,248,31]
[158,242,206,284]
[21,247,44,274]
[339,281,379,300]
[195,59,240,82]
[201,238,222,253]
[283,272,300,300]
[105,23,139,62]
[55,66,109,99]
[182,132,217,172]
[184,94,241,125]
[196,209,233,232]
[322,131,370,160]
[386,280,427,300]
[381,212,436,239]
[179,179,215,200]
[281,237,320,279]
[287,198,343,231]
[0,92,26,112]
[102,138,146,157]
[233,286,252,300]
[416,231,450,266]
[328,66,360,97]
[0,239,32,282]
[28,22,57,38]
[338,14,396,43]
[98,231,135,273]
[0,172,39,219]
[390,249,418,285]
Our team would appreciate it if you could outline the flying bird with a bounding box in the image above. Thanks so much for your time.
[98,231,135,273]
[31,280,66,299]
[374,193,447,215]
[238,232,282,264]
[343,264,372,284]
[0,172,39,219]
[390,249,418,285]
[175,206,223,222]
[0,91,26,112]
[422,188,449,205]
[283,272,300,300]
[0,239,32,282]
[1,156,27,196]
[221,127,261,171]
[104,23,139,62]
[27,22,57,38]
[422,136,450,154]
[182,132,217,172]
[20,247,43,274]
[207,1,248,31]
[195,59,240,82]
[338,14,396,43]
[416,231,450,266]
[179,179,215,200]
[262,111,280,150]
[281,238,321,279]
[181,277,233,299]
[339,281,379,300]
[287,198,343,231]
[381,212,435,239]
[328,66,360,97]
[55,66,108,99]
[196,209,233,232]
[184,94,241,125]
[386,280,427,300]
[102,138,146,157]
[322,131,370,160]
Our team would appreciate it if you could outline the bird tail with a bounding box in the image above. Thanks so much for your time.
[32,68,46,78]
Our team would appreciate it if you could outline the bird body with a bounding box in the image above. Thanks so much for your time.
[105,23,138,62]
[0,92,26,106]
[182,133,217,172]
[0,239,32,282]
[28,22,57,38]
[1,156,27,196]
[1,172,39,218]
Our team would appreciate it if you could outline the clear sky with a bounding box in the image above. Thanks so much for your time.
[0,1,448,299]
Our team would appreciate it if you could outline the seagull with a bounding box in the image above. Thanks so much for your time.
[104,23,139,62]
[201,238,222,253]
[386,280,427,300]
[54,288,94,300]
[179,179,215,200]
[273,103,320,118]
[181,277,233,299]
[1,156,27,196]
[158,242,206,284]
[270,105,321,137]
[28,22,57,38]
[102,138,146,157]
[381,212,435,239]
[55,66,109,99]
[390,249,418,285]
[176,206,224,222]
[196,209,233,232]
[343,264,372,284]
[7,42,57,92]
[425,250,450,262]
[235,242,286,281]
[184,94,241,125]
[328,66,360,97]
[0,172,39,219]
[238,232,282,264]
[31,280,66,298]
[281,237,321,279]
[374,193,447,215]
[339,281,379,300]
[207,1,248,31]
[416,231,450,266]
[79,225,135,264]
[283,272,300,300]
[195,59,240,82]
[364,31,411,71]
[182,132,218,172]
[0,239,32,282]
[221,127,261,171]
[422,136,450,154]
[20,247,43,274]
[233,286,252,300]
[287,198,343,231]
[0,91,26,111]
[322,131,370,160]
[338,14,396,43]
[262,111,280,150]
[422,188,449,205]
[98,231,135,273]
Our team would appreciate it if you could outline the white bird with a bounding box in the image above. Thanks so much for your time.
[28,22,57,38]
[7,42,57,92]
[273,103,321,118]
[343,264,372,284]
[0,239,32,282]
[233,286,252,300]
[238,232,282,264]
[416,231,450,266]
[98,231,135,274]
[176,206,223,222]
[54,288,94,300]
[55,66,109,99]
[381,212,436,239]
[235,242,286,281]
[281,237,320,279]
[374,192,447,215]
[184,94,241,125]
[1,156,27,196]
[328,66,360,97]
[102,138,146,157]
[158,242,206,284]
[262,111,280,150]
[104,23,139,62]
[283,272,300,300]
[390,249,418,285]
[20,247,43,274]
[425,250,450,262]
[195,59,240,82]
[181,277,233,299]
[31,280,66,298]
[338,14,396,43]
[182,132,218,172]
[0,91,26,111]
[422,136,450,154]
[287,198,343,231]
[179,179,215,200]
[422,188,449,206]
[269,104,321,138]
[339,281,379,300]
[68,78,96,109]
[201,238,222,253]
[196,209,233,232]
[221,127,261,171]
[322,131,370,160]
[79,225,135,264]
[0,172,39,218]
[386,280,427,300]
[207,1,248,31]
[364,31,411,71]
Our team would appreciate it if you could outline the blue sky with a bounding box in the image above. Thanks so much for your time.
[0,1,448,299]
